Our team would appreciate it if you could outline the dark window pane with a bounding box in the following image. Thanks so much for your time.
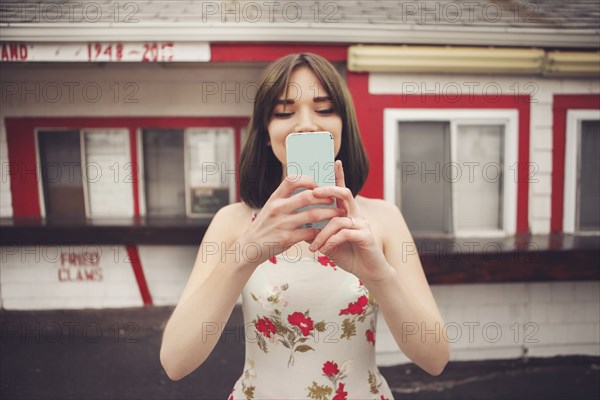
[578,120,600,231]
[38,131,85,218]
[397,122,451,233]
[142,129,185,217]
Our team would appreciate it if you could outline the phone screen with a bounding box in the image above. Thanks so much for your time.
[285,131,337,229]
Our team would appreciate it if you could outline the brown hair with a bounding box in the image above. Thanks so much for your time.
[239,53,369,209]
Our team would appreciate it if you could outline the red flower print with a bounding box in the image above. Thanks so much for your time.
[366,329,375,345]
[317,255,337,269]
[339,295,369,316]
[228,388,234,400]
[287,312,314,336]
[322,361,339,377]
[332,382,348,400]
[269,256,277,264]
[255,317,276,338]
[380,396,390,400]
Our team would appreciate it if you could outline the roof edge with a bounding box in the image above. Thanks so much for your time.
[1,23,598,49]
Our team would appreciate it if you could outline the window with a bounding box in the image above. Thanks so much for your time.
[564,110,600,234]
[186,128,235,217]
[37,128,133,218]
[384,109,518,237]
[142,129,185,217]
[37,126,236,219]
[83,129,133,217]
[37,130,86,219]
[138,127,236,218]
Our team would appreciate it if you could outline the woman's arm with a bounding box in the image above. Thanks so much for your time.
[363,200,450,376]
[160,204,257,381]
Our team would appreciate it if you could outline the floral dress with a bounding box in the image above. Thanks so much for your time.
[228,209,394,400]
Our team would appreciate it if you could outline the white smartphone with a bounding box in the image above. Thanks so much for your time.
[285,131,337,229]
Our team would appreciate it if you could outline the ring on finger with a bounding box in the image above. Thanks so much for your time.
[348,216,355,229]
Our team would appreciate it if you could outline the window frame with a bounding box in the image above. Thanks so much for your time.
[35,127,135,219]
[384,109,519,237]
[563,109,600,235]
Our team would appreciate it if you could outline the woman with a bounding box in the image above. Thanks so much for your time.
[160,53,449,399]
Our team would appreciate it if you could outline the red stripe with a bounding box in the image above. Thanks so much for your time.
[4,121,41,217]
[551,94,600,232]
[210,43,348,62]
[516,102,531,234]
[128,128,140,217]
[126,244,153,306]
[346,72,380,197]
[551,100,567,232]
[5,117,250,130]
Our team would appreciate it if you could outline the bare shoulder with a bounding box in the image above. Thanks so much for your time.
[217,201,252,221]
[207,202,253,243]
[354,195,402,247]
[356,195,414,248]
[355,195,400,222]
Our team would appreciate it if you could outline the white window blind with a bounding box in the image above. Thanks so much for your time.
[83,129,134,217]
[186,128,235,217]
[454,124,504,233]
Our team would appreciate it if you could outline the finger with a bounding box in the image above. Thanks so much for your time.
[286,206,345,229]
[334,160,349,216]
[280,188,335,214]
[336,159,347,188]
[310,216,362,251]
[290,227,319,244]
[312,186,358,216]
[274,174,318,198]
[319,229,365,255]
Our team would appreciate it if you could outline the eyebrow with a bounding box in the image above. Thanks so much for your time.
[314,96,332,103]
[275,96,332,105]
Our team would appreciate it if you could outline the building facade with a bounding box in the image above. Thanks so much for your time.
[1,0,599,364]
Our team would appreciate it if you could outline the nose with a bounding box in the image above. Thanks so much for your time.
[294,108,319,133]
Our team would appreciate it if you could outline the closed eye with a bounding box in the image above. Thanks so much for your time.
[273,108,335,118]
[317,109,335,115]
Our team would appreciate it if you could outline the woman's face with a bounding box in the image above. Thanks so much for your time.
[267,66,343,176]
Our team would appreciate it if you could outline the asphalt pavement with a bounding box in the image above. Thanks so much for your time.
[1,306,598,400]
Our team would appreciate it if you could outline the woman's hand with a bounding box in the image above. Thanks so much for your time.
[307,160,394,283]
[238,174,345,267]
